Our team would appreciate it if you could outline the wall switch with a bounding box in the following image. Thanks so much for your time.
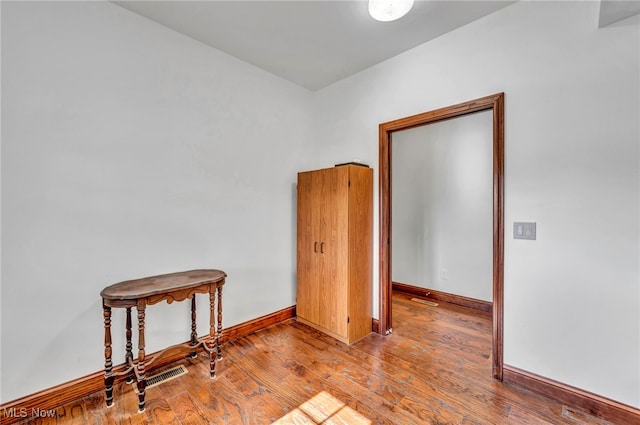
[439,269,448,280]
[514,222,536,240]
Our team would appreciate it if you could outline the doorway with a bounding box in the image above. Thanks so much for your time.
[378,93,505,379]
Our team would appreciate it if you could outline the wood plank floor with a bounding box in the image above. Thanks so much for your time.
[15,292,615,424]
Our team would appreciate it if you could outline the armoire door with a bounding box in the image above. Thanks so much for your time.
[296,170,320,325]
[317,167,349,338]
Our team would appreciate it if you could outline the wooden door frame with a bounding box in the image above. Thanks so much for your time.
[378,93,505,380]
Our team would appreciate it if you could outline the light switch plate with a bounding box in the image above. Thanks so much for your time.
[514,222,536,240]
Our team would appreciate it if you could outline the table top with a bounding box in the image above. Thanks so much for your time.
[101,269,226,301]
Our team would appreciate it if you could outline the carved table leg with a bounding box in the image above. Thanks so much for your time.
[217,284,223,360]
[209,288,216,379]
[103,303,114,408]
[188,295,198,358]
[136,301,147,412]
[125,307,134,383]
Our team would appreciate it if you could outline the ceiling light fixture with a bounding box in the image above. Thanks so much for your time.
[368,0,415,22]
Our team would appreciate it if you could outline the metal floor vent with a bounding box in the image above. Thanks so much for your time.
[133,364,188,392]
[411,297,439,307]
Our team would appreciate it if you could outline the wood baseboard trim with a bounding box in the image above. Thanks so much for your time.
[503,365,640,424]
[223,305,296,342]
[0,305,296,425]
[393,282,492,313]
[371,318,380,334]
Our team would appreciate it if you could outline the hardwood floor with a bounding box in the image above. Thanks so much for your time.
[14,292,615,424]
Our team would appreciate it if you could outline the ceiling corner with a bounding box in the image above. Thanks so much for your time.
[598,0,640,28]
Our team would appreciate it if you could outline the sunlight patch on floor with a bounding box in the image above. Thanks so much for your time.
[271,391,371,424]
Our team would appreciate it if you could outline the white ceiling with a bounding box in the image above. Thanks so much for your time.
[112,0,516,91]
[112,1,640,91]
[598,0,640,27]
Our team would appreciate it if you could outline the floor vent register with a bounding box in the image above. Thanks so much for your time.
[133,364,188,392]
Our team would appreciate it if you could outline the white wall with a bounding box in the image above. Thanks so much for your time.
[1,1,311,402]
[392,110,493,301]
[311,0,639,409]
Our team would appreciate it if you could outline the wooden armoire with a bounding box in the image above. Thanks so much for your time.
[296,163,372,344]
